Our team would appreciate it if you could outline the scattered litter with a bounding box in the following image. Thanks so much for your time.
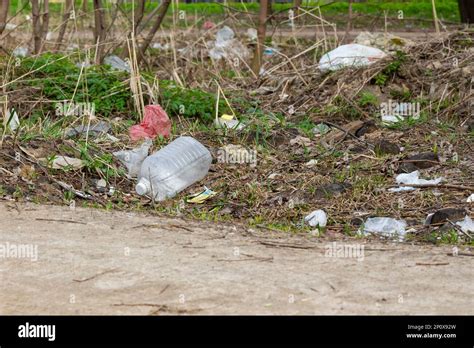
[136,136,212,201]
[12,47,28,57]
[304,210,327,228]
[4,109,19,131]
[319,44,387,72]
[129,104,171,141]
[466,194,474,203]
[305,159,318,168]
[456,216,474,233]
[75,60,91,69]
[96,179,107,190]
[312,123,331,135]
[56,180,92,199]
[389,171,443,192]
[186,186,217,204]
[388,186,417,193]
[152,43,170,50]
[209,26,249,61]
[66,121,111,138]
[5,23,18,30]
[246,28,257,41]
[268,173,281,180]
[382,114,403,124]
[214,114,245,131]
[202,21,215,30]
[103,55,130,72]
[264,47,278,56]
[113,139,152,178]
[290,136,311,147]
[360,217,407,240]
[51,156,84,170]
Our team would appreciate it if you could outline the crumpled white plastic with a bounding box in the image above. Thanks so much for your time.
[304,210,327,228]
[319,44,387,72]
[389,171,443,192]
[360,217,407,240]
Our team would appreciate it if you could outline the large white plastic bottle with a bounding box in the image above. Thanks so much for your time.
[135,136,212,201]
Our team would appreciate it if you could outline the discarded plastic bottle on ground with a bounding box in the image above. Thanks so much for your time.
[136,137,212,201]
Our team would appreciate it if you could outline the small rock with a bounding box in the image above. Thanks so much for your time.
[427,208,466,225]
[96,179,107,189]
[314,183,350,199]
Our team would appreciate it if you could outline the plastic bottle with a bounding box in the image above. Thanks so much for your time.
[135,137,212,201]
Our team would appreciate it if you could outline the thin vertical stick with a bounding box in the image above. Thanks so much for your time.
[431,0,440,34]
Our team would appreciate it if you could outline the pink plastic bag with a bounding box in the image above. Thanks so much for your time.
[129,105,171,141]
[202,21,215,30]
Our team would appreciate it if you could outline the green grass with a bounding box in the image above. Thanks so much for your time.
[8,0,461,23]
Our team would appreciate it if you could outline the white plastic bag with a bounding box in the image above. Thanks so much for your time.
[361,217,407,240]
[319,44,387,72]
[305,210,327,228]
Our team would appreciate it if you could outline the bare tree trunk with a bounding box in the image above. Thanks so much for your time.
[31,0,49,54]
[55,0,73,51]
[82,0,88,13]
[93,0,107,63]
[0,0,9,35]
[458,0,474,23]
[31,0,41,53]
[251,0,269,76]
[40,0,49,51]
[137,0,171,65]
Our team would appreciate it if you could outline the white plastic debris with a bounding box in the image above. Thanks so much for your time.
[394,170,443,188]
[216,26,235,43]
[5,109,19,131]
[467,194,474,203]
[214,114,245,131]
[5,23,18,30]
[12,47,28,57]
[209,26,249,61]
[319,44,387,72]
[152,43,170,50]
[456,216,474,233]
[305,159,318,168]
[51,156,84,170]
[96,178,107,189]
[304,210,327,228]
[361,217,407,240]
[104,55,130,73]
[382,114,403,124]
[246,28,257,41]
[312,123,331,135]
[113,139,152,178]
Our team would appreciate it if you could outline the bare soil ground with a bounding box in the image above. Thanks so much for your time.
[1,202,472,315]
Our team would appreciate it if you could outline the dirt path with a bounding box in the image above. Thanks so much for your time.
[0,202,472,315]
